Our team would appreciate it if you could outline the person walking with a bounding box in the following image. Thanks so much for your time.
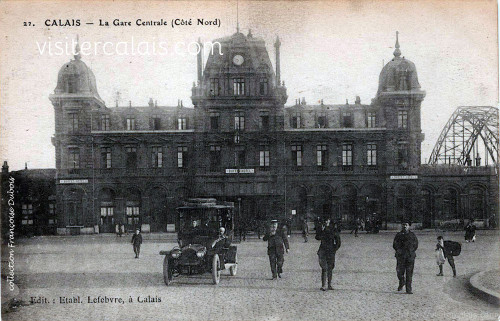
[131,229,143,258]
[435,236,457,277]
[350,218,361,237]
[302,218,309,243]
[464,220,476,242]
[263,220,290,279]
[393,222,418,294]
[315,217,341,291]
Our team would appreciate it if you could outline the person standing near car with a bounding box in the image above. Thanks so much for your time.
[263,220,290,279]
[393,222,418,294]
[315,217,341,291]
[131,229,143,258]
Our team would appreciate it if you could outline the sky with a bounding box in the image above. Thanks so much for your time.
[0,0,498,170]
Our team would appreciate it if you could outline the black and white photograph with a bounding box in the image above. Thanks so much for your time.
[0,0,499,320]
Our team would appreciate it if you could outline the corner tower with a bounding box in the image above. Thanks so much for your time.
[375,32,426,170]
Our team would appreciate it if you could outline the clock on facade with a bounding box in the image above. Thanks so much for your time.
[233,55,244,66]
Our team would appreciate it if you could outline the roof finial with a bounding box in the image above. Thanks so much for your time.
[74,35,81,60]
[393,31,401,57]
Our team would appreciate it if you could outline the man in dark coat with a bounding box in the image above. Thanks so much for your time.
[315,217,341,291]
[464,220,476,242]
[131,229,143,258]
[393,222,418,294]
[263,221,290,279]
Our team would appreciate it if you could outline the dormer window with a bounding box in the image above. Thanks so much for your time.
[342,111,353,128]
[317,111,327,128]
[178,116,187,130]
[101,115,110,131]
[366,112,376,128]
[233,78,245,96]
[259,78,268,95]
[126,117,136,130]
[291,112,301,129]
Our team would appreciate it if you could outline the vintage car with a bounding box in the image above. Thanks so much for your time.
[159,198,238,285]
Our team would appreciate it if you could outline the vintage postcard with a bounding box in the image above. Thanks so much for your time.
[1,0,499,320]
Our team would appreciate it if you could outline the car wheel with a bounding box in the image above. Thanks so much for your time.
[230,253,238,276]
[212,254,221,285]
[163,256,173,286]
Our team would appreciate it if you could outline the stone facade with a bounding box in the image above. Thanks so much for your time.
[40,30,500,234]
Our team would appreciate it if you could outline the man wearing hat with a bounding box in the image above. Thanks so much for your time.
[263,220,290,279]
[315,217,341,291]
[131,229,143,259]
[393,222,419,294]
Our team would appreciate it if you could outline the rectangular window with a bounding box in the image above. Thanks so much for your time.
[48,203,56,225]
[126,117,136,130]
[177,117,187,130]
[178,146,188,168]
[209,145,221,171]
[317,144,328,169]
[210,112,220,131]
[291,112,301,129]
[397,143,409,167]
[126,206,140,225]
[291,144,303,168]
[68,148,80,169]
[210,78,220,96]
[233,78,245,96]
[342,143,353,168]
[69,113,79,133]
[100,207,114,217]
[235,146,246,167]
[234,112,245,131]
[367,143,377,166]
[101,147,112,168]
[126,147,137,169]
[260,146,270,170]
[259,78,268,95]
[366,112,376,128]
[151,146,163,168]
[398,110,408,129]
[342,111,353,128]
[21,204,33,225]
[101,114,110,131]
[260,111,270,131]
[317,111,327,128]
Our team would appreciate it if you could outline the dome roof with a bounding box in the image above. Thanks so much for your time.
[54,43,101,98]
[377,32,421,96]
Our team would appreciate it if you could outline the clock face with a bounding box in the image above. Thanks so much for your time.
[233,55,244,66]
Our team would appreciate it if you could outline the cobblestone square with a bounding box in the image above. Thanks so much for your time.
[2,230,500,320]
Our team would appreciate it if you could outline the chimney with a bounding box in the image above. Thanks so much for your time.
[25,162,28,170]
[355,96,361,104]
[2,161,8,174]
[274,36,281,86]
[301,97,306,105]
[148,98,154,107]
[129,101,132,108]
[155,100,158,107]
[197,38,203,84]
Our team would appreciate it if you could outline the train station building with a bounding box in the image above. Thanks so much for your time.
[2,30,498,235]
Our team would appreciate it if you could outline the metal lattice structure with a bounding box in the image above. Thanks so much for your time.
[428,106,499,165]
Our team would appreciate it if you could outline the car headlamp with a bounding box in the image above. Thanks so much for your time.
[196,249,206,258]
[171,250,181,258]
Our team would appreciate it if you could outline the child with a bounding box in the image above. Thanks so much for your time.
[435,236,457,277]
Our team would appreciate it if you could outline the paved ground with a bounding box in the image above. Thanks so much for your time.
[2,230,500,321]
